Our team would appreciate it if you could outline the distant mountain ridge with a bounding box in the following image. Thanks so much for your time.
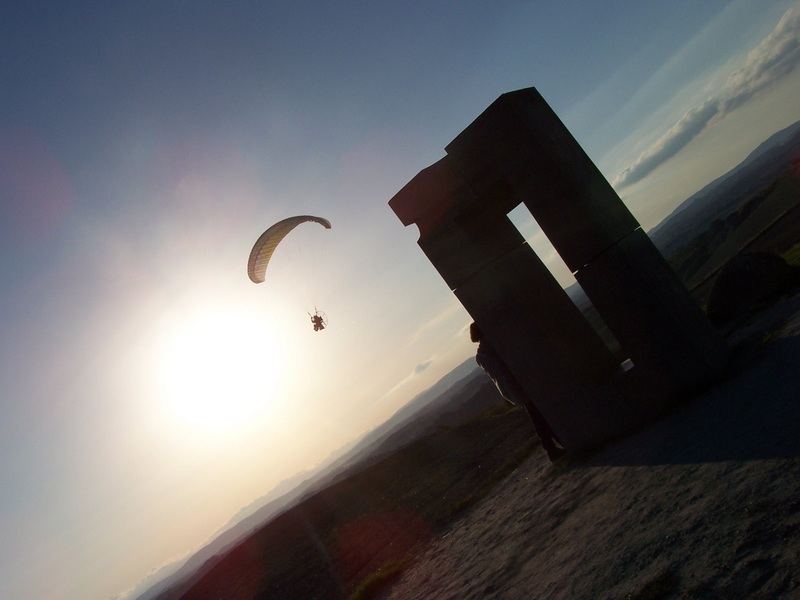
[134,357,491,600]
[327,358,486,465]
[650,119,800,256]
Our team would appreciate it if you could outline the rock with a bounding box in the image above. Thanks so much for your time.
[707,252,800,326]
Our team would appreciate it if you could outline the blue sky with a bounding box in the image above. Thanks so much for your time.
[1,2,799,598]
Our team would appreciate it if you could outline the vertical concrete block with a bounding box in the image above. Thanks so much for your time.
[446,88,640,271]
[453,244,637,448]
[388,87,728,451]
[575,229,730,395]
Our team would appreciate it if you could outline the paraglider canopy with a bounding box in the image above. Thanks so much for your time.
[247,215,331,284]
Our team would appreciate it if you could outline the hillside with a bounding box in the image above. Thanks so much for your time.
[648,122,800,306]
[157,401,539,600]
[650,119,800,257]
[135,359,499,600]
[381,293,800,599]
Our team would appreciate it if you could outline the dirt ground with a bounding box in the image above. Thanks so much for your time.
[380,294,800,600]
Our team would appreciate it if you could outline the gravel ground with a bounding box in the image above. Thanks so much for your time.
[381,295,800,599]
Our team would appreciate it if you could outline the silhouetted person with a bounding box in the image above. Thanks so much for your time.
[470,322,566,462]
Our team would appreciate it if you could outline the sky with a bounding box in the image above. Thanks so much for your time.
[1,1,799,598]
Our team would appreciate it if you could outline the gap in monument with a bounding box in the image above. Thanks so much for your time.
[506,204,632,366]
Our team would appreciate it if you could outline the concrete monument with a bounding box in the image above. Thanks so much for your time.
[389,88,729,450]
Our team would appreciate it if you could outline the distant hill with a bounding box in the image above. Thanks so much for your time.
[158,394,537,600]
[650,119,800,258]
[336,367,504,470]
[324,359,498,469]
[134,358,499,600]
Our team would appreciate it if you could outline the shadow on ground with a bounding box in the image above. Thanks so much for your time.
[577,331,800,467]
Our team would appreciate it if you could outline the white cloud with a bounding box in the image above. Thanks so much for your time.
[414,360,433,374]
[401,301,463,350]
[614,99,721,188]
[374,319,473,408]
[374,362,432,406]
[722,4,800,110]
[614,4,800,188]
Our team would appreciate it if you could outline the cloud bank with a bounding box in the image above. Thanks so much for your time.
[614,4,800,189]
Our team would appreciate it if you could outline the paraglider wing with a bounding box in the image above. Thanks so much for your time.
[247,215,331,284]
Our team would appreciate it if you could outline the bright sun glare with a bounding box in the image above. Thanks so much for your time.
[156,307,284,436]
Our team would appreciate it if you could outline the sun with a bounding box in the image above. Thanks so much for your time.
[155,307,285,436]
